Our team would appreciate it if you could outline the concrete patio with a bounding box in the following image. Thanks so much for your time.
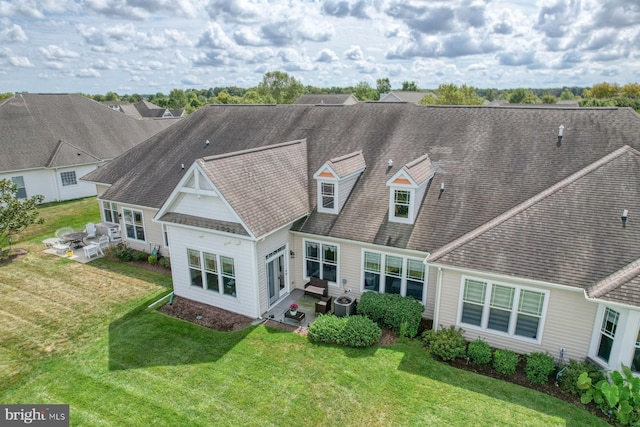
[261,288,328,327]
[42,236,108,264]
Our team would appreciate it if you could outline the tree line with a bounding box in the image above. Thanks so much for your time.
[79,72,639,114]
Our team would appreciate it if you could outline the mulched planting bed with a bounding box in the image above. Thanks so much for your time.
[159,295,254,332]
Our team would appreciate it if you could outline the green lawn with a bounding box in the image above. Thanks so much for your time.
[0,199,608,426]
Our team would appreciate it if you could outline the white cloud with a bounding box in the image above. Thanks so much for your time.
[39,45,80,61]
[76,68,101,78]
[344,45,364,61]
[0,23,27,42]
[9,56,34,67]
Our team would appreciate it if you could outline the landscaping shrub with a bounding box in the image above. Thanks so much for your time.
[423,325,466,361]
[578,364,640,426]
[131,249,149,262]
[467,338,492,365]
[158,257,171,269]
[357,292,424,337]
[148,254,158,265]
[557,359,605,395]
[493,349,519,376]
[337,316,382,348]
[525,352,556,384]
[308,314,381,348]
[420,329,438,347]
[105,242,135,261]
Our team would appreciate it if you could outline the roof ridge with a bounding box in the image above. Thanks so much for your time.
[404,153,431,169]
[428,145,638,261]
[330,150,363,163]
[588,258,640,299]
[202,139,306,162]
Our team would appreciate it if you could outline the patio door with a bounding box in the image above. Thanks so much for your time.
[267,246,287,306]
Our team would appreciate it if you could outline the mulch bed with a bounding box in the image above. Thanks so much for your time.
[159,296,254,331]
[0,248,28,265]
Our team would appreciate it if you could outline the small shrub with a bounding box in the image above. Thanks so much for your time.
[131,249,149,262]
[425,326,467,361]
[148,254,158,265]
[421,329,438,347]
[158,257,171,269]
[467,338,492,365]
[105,242,134,261]
[357,292,424,337]
[308,315,381,348]
[493,349,519,376]
[525,352,556,384]
[557,359,605,395]
[337,316,382,348]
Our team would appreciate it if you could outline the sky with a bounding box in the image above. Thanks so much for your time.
[1,0,639,95]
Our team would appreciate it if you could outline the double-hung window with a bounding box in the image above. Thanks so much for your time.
[362,251,426,301]
[305,240,338,283]
[393,190,411,219]
[597,308,619,363]
[11,176,26,199]
[102,201,118,223]
[188,249,236,297]
[321,183,335,209]
[122,208,145,241]
[459,278,546,341]
[60,171,77,186]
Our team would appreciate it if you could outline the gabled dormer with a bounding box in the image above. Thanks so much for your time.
[386,154,435,224]
[313,151,366,214]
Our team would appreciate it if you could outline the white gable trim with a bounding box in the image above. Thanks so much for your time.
[312,164,339,181]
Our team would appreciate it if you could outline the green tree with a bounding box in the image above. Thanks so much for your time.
[584,82,620,99]
[376,77,391,95]
[0,179,44,258]
[0,92,14,102]
[621,83,640,98]
[167,89,187,109]
[419,83,483,105]
[402,81,418,91]
[541,94,557,104]
[559,89,575,100]
[353,81,378,101]
[104,91,120,101]
[256,71,304,104]
[508,88,540,104]
[240,90,274,104]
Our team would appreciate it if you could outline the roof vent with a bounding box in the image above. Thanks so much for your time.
[181,163,185,170]
[387,159,393,171]
[439,182,445,199]
[557,125,564,144]
[205,139,210,146]
[622,209,629,227]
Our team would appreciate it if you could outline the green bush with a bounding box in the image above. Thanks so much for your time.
[493,349,519,376]
[525,352,556,384]
[356,292,424,337]
[467,338,492,365]
[557,359,604,395]
[420,329,438,347]
[105,242,135,261]
[158,257,171,269]
[131,249,149,262]
[148,254,158,265]
[578,364,640,426]
[308,315,381,348]
[423,326,466,361]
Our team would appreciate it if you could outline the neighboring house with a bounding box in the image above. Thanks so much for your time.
[107,100,185,119]
[378,91,430,103]
[82,103,640,372]
[0,93,179,203]
[294,94,359,105]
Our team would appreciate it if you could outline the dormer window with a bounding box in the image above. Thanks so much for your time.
[393,189,411,219]
[313,151,366,215]
[321,182,335,210]
[386,154,435,224]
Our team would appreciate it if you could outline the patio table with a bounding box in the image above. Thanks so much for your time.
[63,232,88,249]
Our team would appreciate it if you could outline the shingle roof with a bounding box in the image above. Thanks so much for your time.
[159,212,250,236]
[294,94,357,105]
[0,93,177,173]
[379,92,429,103]
[84,103,640,261]
[197,139,309,238]
[402,154,434,185]
[326,151,366,178]
[429,146,640,292]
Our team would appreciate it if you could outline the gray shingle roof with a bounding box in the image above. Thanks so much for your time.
[429,146,640,295]
[402,154,434,185]
[84,103,640,263]
[326,151,366,178]
[294,94,358,105]
[198,139,309,238]
[159,212,250,236]
[0,93,177,173]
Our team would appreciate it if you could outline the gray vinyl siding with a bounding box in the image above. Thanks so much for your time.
[437,268,597,360]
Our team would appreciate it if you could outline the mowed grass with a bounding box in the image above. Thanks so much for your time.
[0,199,608,426]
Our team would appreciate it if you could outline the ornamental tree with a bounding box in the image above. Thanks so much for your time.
[0,179,44,257]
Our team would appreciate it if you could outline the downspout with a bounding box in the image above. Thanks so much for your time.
[433,267,443,332]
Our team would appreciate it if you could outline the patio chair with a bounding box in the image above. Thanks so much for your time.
[52,241,70,255]
[315,296,332,315]
[97,235,109,254]
[54,227,75,240]
[83,243,99,259]
[84,223,97,239]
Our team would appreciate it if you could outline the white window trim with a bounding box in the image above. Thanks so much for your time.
[102,201,119,224]
[122,208,146,243]
[360,249,426,304]
[317,180,339,214]
[456,275,549,344]
[303,238,339,285]
[388,187,415,224]
[60,171,77,186]
[187,248,237,298]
